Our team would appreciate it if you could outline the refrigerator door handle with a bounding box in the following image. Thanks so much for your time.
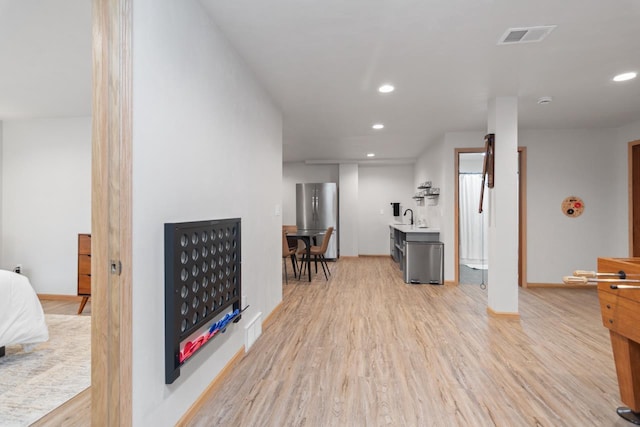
[313,188,318,221]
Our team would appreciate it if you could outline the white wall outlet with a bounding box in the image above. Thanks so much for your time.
[379,209,384,215]
[14,264,22,274]
[275,204,281,216]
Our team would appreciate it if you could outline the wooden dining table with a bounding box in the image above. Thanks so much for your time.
[286,230,319,282]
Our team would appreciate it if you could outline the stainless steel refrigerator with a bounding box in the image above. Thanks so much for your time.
[296,183,338,259]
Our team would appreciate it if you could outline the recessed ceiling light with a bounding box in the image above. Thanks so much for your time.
[372,123,384,130]
[367,153,375,157]
[378,84,395,93]
[537,96,553,105]
[613,72,637,82]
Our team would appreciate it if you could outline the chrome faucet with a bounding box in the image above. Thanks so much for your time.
[404,208,414,225]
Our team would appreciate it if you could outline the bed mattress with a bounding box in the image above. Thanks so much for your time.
[0,270,49,348]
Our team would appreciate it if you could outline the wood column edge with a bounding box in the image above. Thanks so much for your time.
[444,280,457,286]
[487,307,520,319]
[175,347,245,426]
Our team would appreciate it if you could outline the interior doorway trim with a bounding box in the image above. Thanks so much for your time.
[454,147,527,287]
[92,0,133,425]
[518,147,528,288]
[454,148,484,285]
[628,139,640,256]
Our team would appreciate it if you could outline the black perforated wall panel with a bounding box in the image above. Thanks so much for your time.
[164,218,241,384]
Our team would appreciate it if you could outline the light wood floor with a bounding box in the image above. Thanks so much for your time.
[187,257,628,427]
[40,298,91,316]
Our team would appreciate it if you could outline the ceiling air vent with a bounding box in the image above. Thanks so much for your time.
[498,25,557,45]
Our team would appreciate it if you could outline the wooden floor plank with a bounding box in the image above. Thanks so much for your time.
[187,257,629,427]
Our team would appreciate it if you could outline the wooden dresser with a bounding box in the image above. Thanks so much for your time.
[77,234,91,314]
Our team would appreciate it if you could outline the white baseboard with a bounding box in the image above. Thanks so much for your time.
[244,312,262,351]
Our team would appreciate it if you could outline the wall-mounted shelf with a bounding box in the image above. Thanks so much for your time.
[414,181,440,200]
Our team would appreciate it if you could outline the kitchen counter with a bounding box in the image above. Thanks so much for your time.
[389,223,440,234]
[390,223,440,242]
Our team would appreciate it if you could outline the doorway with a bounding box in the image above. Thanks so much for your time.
[454,147,527,286]
[457,152,488,286]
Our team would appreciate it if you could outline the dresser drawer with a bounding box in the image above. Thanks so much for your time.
[78,254,91,275]
[78,274,91,295]
[78,234,91,255]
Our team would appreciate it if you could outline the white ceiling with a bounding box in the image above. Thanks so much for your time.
[201,0,640,162]
[1,1,639,163]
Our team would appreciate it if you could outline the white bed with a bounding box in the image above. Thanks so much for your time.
[0,270,49,352]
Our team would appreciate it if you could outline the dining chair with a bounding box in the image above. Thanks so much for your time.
[282,224,298,251]
[300,226,334,280]
[282,228,298,284]
[283,224,306,274]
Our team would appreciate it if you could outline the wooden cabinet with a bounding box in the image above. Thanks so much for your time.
[77,234,91,314]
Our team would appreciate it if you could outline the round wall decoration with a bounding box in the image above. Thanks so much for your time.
[561,196,585,218]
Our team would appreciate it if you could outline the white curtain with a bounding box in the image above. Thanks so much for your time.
[459,174,488,265]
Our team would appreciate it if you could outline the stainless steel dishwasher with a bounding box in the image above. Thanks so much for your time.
[403,241,444,284]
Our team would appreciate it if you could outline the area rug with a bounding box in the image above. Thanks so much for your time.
[0,314,91,427]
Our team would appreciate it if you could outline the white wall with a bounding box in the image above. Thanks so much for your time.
[0,121,3,264]
[414,128,634,286]
[522,129,619,283]
[358,164,414,255]
[1,117,91,293]
[414,135,448,230]
[339,163,359,256]
[282,162,338,225]
[487,97,519,313]
[459,153,484,173]
[611,119,640,251]
[415,132,484,282]
[132,0,282,424]
[617,119,640,147]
